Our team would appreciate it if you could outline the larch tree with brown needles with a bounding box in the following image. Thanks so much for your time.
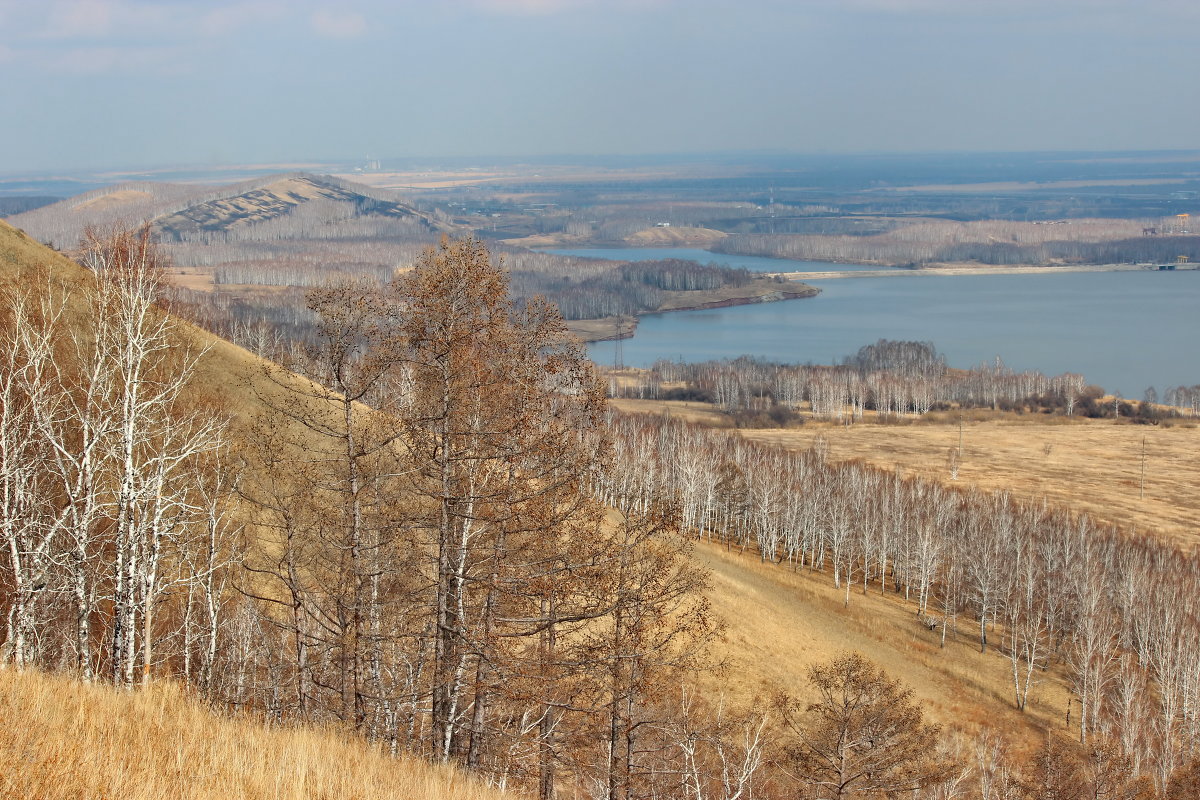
[395,237,611,768]
[778,651,947,799]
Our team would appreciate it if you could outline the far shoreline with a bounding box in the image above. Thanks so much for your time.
[771,262,1199,280]
[566,282,819,343]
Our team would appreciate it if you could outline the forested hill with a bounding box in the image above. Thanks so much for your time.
[4,172,453,250]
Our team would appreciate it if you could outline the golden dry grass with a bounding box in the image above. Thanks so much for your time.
[694,540,1070,751]
[623,227,727,246]
[0,219,330,437]
[72,189,155,211]
[610,398,733,427]
[0,668,512,800]
[611,393,1200,544]
[740,418,1200,546]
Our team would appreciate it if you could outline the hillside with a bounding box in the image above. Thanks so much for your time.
[5,172,452,249]
[6,178,799,352]
[697,541,1070,748]
[0,219,320,434]
[0,219,510,797]
[152,173,451,241]
[0,668,508,800]
[0,220,1166,793]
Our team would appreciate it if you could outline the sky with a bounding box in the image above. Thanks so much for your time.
[1,0,1199,173]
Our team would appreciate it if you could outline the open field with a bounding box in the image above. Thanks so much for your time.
[0,669,507,800]
[696,540,1068,750]
[623,226,728,246]
[613,399,1200,545]
[610,397,733,426]
[743,418,1200,546]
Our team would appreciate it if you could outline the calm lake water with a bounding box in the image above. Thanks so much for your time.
[550,249,1200,394]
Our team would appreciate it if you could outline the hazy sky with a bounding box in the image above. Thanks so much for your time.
[2,0,1198,172]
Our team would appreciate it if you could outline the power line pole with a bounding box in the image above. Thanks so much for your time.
[1140,436,1146,499]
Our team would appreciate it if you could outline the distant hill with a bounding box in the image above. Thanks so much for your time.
[0,196,58,217]
[5,180,212,248]
[5,172,453,250]
[153,173,453,242]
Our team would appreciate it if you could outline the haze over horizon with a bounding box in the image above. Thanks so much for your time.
[1,0,1199,173]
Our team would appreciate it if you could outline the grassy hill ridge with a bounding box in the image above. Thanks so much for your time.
[5,172,453,250]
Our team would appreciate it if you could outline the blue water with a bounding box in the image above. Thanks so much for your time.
[543,247,879,272]
[585,266,1200,395]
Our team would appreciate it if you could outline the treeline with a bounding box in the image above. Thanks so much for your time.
[167,252,760,357]
[210,259,397,287]
[169,238,438,281]
[539,201,837,241]
[712,217,1200,266]
[163,285,316,358]
[1165,385,1200,416]
[0,228,230,687]
[604,412,1200,792]
[515,258,754,321]
[613,344,1103,421]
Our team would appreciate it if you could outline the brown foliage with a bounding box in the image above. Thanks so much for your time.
[778,651,948,799]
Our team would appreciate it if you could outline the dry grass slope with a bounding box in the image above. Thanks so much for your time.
[0,668,511,800]
[623,226,727,246]
[0,218,334,443]
[741,418,1200,546]
[695,541,1070,754]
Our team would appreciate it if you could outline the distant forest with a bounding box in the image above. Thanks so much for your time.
[511,257,753,320]
[611,341,1200,426]
[712,218,1200,267]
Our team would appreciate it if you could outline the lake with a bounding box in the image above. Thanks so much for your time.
[548,248,1200,394]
